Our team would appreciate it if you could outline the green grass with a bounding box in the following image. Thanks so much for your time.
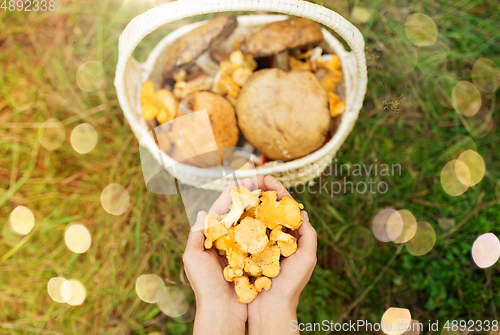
[1,0,499,334]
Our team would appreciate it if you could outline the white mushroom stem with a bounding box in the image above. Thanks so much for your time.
[272,50,289,70]
[196,51,220,77]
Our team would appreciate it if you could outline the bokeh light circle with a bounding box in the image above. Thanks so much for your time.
[472,233,500,269]
[38,119,65,151]
[70,123,98,154]
[392,210,417,244]
[472,58,500,93]
[348,226,374,259]
[136,274,167,303]
[372,208,403,243]
[157,287,190,317]
[406,222,436,256]
[76,61,105,92]
[60,279,86,306]
[101,184,130,215]
[451,81,481,117]
[457,150,485,186]
[9,206,35,235]
[405,13,438,47]
[351,7,372,24]
[440,160,470,196]
[381,307,412,335]
[64,223,92,254]
[47,277,70,303]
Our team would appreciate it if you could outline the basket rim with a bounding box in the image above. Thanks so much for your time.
[137,14,360,178]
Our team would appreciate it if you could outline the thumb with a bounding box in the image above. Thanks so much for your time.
[186,211,206,253]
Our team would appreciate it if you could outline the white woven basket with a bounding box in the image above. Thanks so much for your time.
[115,0,367,191]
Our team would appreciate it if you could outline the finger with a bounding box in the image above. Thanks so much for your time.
[209,180,240,214]
[253,174,268,192]
[296,211,317,257]
[264,175,291,200]
[186,211,206,252]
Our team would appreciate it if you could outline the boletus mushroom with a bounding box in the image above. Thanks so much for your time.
[239,17,323,58]
[171,91,239,167]
[236,68,330,161]
[161,16,238,77]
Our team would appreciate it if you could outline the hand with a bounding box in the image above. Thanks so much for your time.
[183,179,257,335]
[248,175,318,335]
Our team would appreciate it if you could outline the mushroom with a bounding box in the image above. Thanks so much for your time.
[212,50,258,99]
[204,213,228,249]
[236,68,330,161]
[161,15,238,77]
[256,191,304,230]
[170,91,239,167]
[239,18,323,58]
[233,276,258,303]
[270,225,297,257]
[244,243,281,278]
[195,51,220,77]
[272,51,289,70]
[254,276,272,292]
[329,92,346,117]
[223,265,243,282]
[140,81,178,124]
[215,228,248,271]
[173,71,214,100]
[316,54,342,94]
[221,187,260,228]
[234,217,269,254]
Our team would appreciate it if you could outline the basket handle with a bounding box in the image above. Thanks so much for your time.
[115,0,367,117]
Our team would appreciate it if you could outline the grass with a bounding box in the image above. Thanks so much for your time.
[0,0,499,333]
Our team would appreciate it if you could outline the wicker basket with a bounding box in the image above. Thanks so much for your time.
[115,0,367,191]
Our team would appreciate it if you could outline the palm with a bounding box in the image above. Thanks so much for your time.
[192,247,248,318]
[249,248,312,311]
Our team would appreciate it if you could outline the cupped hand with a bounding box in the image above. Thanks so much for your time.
[183,178,256,334]
[248,175,318,335]
[183,175,317,335]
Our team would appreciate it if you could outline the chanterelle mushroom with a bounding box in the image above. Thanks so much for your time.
[221,187,261,228]
[270,225,297,257]
[256,191,304,230]
[161,16,238,77]
[234,276,258,303]
[245,244,281,278]
[214,228,248,271]
[240,17,323,58]
[254,276,272,292]
[236,69,330,161]
[223,265,243,282]
[203,214,228,249]
[234,217,269,254]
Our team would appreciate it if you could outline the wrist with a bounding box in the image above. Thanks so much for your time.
[194,298,246,335]
[248,298,298,335]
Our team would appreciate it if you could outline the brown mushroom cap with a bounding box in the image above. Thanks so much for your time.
[161,16,238,77]
[171,91,239,167]
[236,69,330,161]
[240,18,323,58]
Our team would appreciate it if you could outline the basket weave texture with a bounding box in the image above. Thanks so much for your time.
[115,0,367,191]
